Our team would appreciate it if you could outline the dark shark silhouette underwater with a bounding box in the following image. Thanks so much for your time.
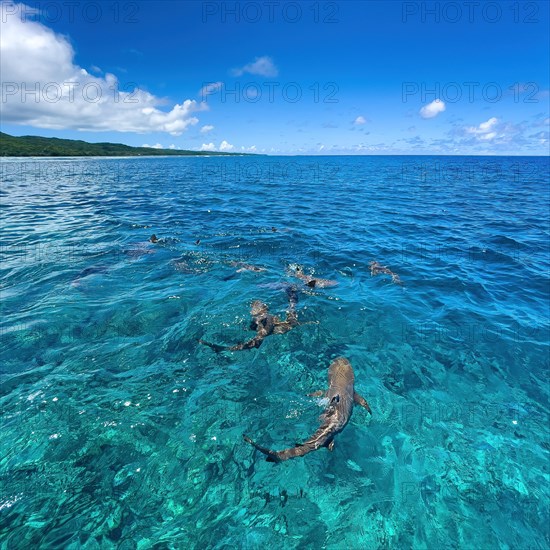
[243,357,371,462]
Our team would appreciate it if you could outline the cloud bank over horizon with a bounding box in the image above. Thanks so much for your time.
[0,3,205,135]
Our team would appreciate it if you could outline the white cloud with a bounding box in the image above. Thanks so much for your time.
[219,140,234,152]
[200,142,216,151]
[200,125,214,133]
[240,145,257,152]
[0,5,206,135]
[466,117,499,136]
[168,144,176,149]
[232,56,278,77]
[354,116,367,125]
[200,140,235,152]
[529,130,548,146]
[464,118,500,141]
[419,99,446,119]
[142,143,164,149]
[479,117,498,131]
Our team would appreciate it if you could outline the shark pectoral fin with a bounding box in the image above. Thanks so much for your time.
[354,392,372,415]
[327,440,335,452]
[308,390,324,398]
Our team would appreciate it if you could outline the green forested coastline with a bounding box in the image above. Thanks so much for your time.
[0,132,250,157]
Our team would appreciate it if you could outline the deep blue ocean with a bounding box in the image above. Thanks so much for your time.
[1,155,549,549]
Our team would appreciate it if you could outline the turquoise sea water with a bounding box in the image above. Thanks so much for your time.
[1,155,549,549]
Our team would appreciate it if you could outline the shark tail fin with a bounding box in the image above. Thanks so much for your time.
[198,339,227,353]
[243,434,282,463]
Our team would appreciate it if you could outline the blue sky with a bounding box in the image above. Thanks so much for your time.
[1,0,548,154]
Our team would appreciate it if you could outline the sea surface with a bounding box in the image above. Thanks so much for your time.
[0,155,549,549]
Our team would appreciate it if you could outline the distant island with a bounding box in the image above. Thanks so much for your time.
[0,132,253,157]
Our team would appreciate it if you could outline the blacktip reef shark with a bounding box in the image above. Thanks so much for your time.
[222,261,267,281]
[243,357,371,462]
[288,264,338,289]
[149,234,180,246]
[369,261,403,285]
[229,261,266,274]
[199,285,303,352]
